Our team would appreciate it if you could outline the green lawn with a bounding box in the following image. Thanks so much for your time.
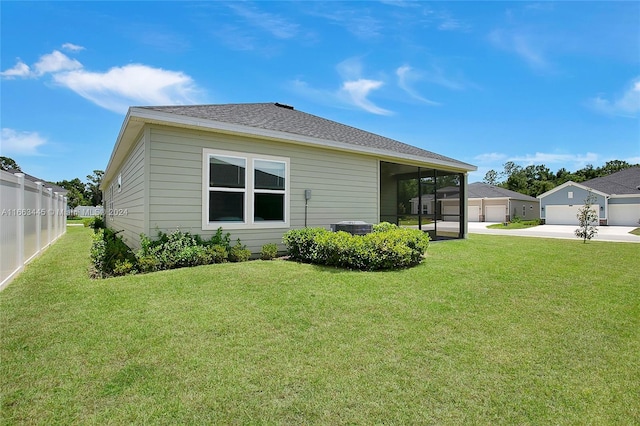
[487,220,541,230]
[2,227,638,424]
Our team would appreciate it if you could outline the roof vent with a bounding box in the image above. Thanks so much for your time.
[274,102,294,110]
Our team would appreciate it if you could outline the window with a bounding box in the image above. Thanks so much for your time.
[203,149,289,230]
[522,205,526,217]
[568,191,573,199]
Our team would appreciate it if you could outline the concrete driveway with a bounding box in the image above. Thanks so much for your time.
[468,222,640,243]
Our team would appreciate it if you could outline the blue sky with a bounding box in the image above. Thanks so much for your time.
[1,1,639,184]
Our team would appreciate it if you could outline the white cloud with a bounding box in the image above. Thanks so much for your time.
[34,50,83,76]
[53,64,200,114]
[62,43,85,52]
[508,152,600,167]
[1,46,203,113]
[229,3,299,39]
[339,79,392,115]
[588,77,640,118]
[1,128,47,156]
[474,152,508,163]
[0,60,32,79]
[396,65,440,105]
[488,29,549,70]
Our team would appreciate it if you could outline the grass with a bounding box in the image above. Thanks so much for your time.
[1,227,639,424]
[66,217,85,224]
[631,227,640,236]
[487,220,541,230]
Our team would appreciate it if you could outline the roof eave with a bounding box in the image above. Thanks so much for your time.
[125,107,476,173]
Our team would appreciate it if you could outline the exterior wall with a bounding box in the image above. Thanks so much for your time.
[509,200,540,220]
[104,134,146,248]
[146,125,379,253]
[540,184,607,221]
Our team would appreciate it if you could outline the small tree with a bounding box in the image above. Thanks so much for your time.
[575,192,599,243]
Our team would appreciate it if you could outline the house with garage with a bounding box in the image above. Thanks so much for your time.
[467,182,539,222]
[538,166,640,226]
[409,182,539,222]
[101,103,476,253]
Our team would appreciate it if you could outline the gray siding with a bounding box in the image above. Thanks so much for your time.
[609,196,640,205]
[106,135,146,248]
[509,200,540,220]
[540,184,607,220]
[147,125,378,253]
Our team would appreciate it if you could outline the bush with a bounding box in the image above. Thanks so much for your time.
[83,215,105,231]
[260,243,278,260]
[372,221,398,233]
[90,227,250,278]
[89,228,136,278]
[282,227,328,261]
[229,239,251,262]
[282,225,429,271]
[138,229,223,270]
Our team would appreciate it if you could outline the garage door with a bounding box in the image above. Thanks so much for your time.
[545,205,598,225]
[485,205,506,222]
[468,205,480,222]
[442,205,459,221]
[609,204,640,226]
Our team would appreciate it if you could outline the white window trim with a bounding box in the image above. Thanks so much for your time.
[202,148,290,230]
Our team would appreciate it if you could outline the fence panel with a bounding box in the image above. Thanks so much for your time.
[0,171,67,290]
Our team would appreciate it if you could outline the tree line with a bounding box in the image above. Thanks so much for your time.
[482,160,638,197]
[1,156,103,208]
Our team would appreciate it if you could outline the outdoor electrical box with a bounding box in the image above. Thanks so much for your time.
[305,189,312,200]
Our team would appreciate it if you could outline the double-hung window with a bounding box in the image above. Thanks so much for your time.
[203,149,289,230]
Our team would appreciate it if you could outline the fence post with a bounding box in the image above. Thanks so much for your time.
[46,188,52,247]
[36,182,43,254]
[14,173,25,274]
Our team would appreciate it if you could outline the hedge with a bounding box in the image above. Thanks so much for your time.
[282,223,429,271]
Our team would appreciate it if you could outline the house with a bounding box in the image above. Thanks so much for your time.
[4,169,68,195]
[409,182,539,222]
[100,103,476,252]
[538,167,640,226]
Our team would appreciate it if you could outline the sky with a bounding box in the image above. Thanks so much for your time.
[1,1,639,184]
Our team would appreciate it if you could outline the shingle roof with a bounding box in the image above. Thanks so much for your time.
[468,182,538,201]
[139,103,474,170]
[5,169,68,193]
[582,167,640,195]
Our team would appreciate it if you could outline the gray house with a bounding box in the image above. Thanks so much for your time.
[101,103,476,252]
[409,182,539,222]
[468,182,539,222]
[538,167,640,226]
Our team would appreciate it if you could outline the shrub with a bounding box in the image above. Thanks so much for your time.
[372,221,398,233]
[138,229,217,270]
[90,227,249,278]
[207,244,229,263]
[282,227,329,261]
[113,259,136,276]
[83,215,105,231]
[282,225,429,271]
[229,239,251,262]
[89,228,136,278]
[260,243,278,260]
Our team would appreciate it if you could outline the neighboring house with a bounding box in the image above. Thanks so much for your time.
[4,169,68,195]
[409,182,539,222]
[101,103,476,252]
[538,167,640,226]
[70,205,104,217]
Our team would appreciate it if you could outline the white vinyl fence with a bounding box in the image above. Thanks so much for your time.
[1,171,67,290]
